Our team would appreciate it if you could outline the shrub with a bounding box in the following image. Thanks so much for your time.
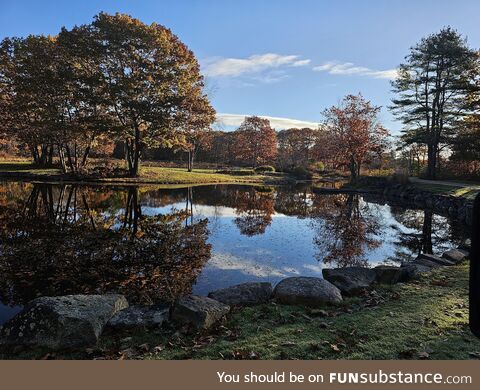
[216,169,255,176]
[254,185,275,193]
[388,172,410,186]
[290,166,313,180]
[311,161,325,172]
[254,165,275,173]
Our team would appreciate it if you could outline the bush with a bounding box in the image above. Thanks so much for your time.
[311,161,325,172]
[254,165,275,173]
[216,169,255,176]
[254,185,275,193]
[388,172,410,186]
[290,166,313,180]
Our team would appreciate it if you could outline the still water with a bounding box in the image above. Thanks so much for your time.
[0,181,469,324]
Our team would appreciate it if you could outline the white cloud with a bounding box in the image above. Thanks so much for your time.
[292,59,311,67]
[216,113,319,130]
[313,61,398,80]
[203,53,310,78]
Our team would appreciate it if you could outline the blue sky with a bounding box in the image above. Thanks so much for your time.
[1,0,479,134]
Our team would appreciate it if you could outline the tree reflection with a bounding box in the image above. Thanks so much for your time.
[232,188,275,236]
[311,194,381,267]
[0,183,211,306]
[389,207,466,262]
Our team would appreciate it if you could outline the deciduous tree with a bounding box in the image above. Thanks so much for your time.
[321,94,389,182]
[233,116,277,168]
[91,13,215,176]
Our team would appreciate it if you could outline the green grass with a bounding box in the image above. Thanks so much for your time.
[132,264,478,360]
[0,160,61,175]
[412,183,480,201]
[0,160,289,185]
[7,263,478,360]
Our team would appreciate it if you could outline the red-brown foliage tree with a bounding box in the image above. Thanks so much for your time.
[232,116,277,168]
[320,94,389,182]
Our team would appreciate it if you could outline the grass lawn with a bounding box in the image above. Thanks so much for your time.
[411,183,480,201]
[133,263,480,360]
[8,263,479,360]
[0,160,61,175]
[0,160,288,185]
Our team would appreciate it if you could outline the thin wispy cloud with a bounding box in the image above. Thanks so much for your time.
[216,113,319,130]
[313,61,398,79]
[203,53,311,78]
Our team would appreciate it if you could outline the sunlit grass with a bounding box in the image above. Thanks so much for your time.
[0,160,285,185]
[413,183,480,201]
[135,263,479,360]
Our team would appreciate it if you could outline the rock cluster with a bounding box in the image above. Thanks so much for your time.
[380,183,474,226]
[0,245,468,351]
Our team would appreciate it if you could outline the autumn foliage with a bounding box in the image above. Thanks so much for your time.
[232,116,277,168]
[319,94,389,181]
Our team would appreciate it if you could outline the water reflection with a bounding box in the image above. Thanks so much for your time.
[0,182,470,323]
[0,183,211,308]
[311,194,382,268]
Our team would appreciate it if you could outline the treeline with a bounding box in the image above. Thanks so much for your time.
[0,13,215,176]
[142,94,390,181]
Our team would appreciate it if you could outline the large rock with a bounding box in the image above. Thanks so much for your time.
[273,277,342,307]
[322,267,376,295]
[458,239,471,252]
[208,282,272,306]
[0,294,128,349]
[107,304,169,331]
[374,265,405,284]
[172,295,230,330]
[442,249,468,264]
[412,257,443,269]
[417,253,455,266]
[400,263,432,280]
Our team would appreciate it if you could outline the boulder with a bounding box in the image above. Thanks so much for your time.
[458,239,471,252]
[412,257,442,268]
[322,267,376,295]
[400,263,432,280]
[418,253,455,266]
[374,265,405,284]
[172,295,229,330]
[442,249,468,264]
[0,294,128,349]
[208,282,272,306]
[273,277,342,307]
[107,304,169,331]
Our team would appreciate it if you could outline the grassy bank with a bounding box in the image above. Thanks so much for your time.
[0,161,290,185]
[133,263,480,360]
[7,263,479,360]
[409,182,480,201]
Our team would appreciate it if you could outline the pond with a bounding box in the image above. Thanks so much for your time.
[0,181,470,324]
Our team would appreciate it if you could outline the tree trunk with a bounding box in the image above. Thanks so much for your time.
[426,143,437,180]
[187,149,195,172]
[349,156,358,183]
[127,126,141,177]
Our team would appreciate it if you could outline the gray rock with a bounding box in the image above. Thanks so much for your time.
[208,282,272,306]
[0,294,128,349]
[273,277,342,307]
[442,249,468,264]
[418,253,455,266]
[374,265,405,284]
[322,267,376,295]
[107,304,169,330]
[400,263,431,280]
[458,239,471,252]
[412,257,443,269]
[172,295,229,330]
